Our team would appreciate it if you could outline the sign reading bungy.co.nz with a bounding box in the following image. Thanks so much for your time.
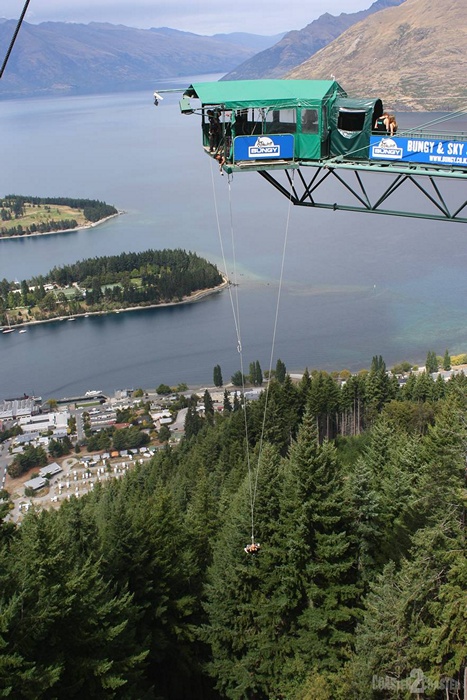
[370,135,467,167]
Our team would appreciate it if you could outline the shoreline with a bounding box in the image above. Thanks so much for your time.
[0,211,122,241]
[2,276,230,330]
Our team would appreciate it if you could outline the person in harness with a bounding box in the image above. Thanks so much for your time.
[244,542,261,554]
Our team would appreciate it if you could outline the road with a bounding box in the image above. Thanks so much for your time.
[0,442,12,491]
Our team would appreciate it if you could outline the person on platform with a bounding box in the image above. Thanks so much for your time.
[374,112,397,136]
[207,109,221,152]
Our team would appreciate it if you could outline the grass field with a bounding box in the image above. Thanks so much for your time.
[1,203,87,233]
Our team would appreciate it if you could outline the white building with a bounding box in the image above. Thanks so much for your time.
[39,462,62,478]
[18,410,69,434]
[0,398,40,420]
[24,476,47,492]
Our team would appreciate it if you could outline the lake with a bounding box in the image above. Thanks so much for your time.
[1,84,467,399]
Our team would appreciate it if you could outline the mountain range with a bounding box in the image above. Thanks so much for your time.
[1,0,465,111]
[222,0,406,80]
[0,21,282,99]
[287,0,466,111]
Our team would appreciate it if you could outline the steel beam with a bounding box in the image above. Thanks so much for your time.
[257,162,467,223]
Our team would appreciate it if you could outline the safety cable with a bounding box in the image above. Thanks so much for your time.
[209,161,242,350]
[249,170,295,536]
[210,160,255,541]
[225,174,255,543]
[211,158,295,546]
[0,0,32,80]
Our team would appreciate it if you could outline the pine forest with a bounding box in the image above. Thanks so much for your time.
[0,359,466,699]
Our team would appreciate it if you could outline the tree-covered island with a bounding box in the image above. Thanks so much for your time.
[0,195,118,238]
[0,249,225,326]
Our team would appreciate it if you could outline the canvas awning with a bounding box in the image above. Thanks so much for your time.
[182,79,346,112]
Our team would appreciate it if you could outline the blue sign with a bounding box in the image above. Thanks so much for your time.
[233,134,294,162]
[370,135,467,167]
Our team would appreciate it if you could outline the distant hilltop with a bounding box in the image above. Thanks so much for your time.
[286,0,466,112]
[1,0,463,111]
[0,21,281,100]
[222,0,406,80]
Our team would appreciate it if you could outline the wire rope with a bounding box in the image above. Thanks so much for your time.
[210,158,295,546]
[210,161,255,541]
[224,173,255,543]
[209,161,242,351]
[249,171,295,537]
[0,0,32,80]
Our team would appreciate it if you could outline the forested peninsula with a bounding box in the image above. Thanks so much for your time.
[1,361,466,697]
[0,249,225,326]
[0,195,118,238]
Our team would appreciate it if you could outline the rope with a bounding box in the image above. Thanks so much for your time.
[209,161,241,349]
[0,0,32,80]
[209,160,254,540]
[211,158,295,546]
[225,175,255,542]
[402,108,467,133]
[250,170,295,536]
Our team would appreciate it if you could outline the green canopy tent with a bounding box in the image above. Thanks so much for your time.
[181,79,347,165]
[330,96,384,160]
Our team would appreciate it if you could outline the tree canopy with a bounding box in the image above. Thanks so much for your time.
[1,362,466,698]
[0,249,224,327]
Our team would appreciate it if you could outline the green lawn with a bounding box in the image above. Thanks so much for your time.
[1,203,87,233]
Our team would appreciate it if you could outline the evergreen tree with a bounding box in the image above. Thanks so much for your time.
[185,467,220,575]
[255,360,263,387]
[246,377,298,455]
[402,516,467,695]
[307,371,341,441]
[95,479,203,698]
[346,457,384,589]
[340,373,366,436]
[401,371,418,400]
[298,367,312,399]
[353,417,422,564]
[203,389,215,424]
[213,364,223,387]
[281,410,360,680]
[418,393,467,520]
[349,514,467,700]
[346,561,412,699]
[425,349,438,374]
[203,443,291,699]
[158,424,171,443]
[433,372,446,400]
[365,356,398,423]
[275,358,287,384]
[0,508,146,698]
[184,406,203,440]
[223,389,232,413]
[443,348,451,371]
[370,355,386,373]
[231,370,243,387]
[412,370,434,402]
